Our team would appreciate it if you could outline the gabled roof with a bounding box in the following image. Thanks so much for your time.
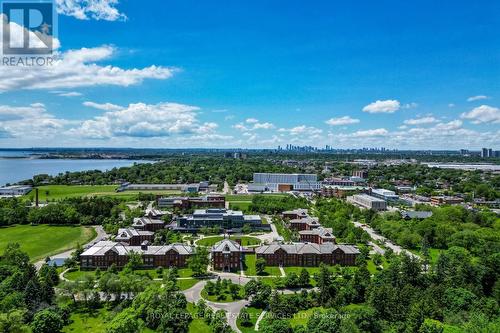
[81,241,193,256]
[401,211,433,219]
[211,239,242,253]
[255,242,359,255]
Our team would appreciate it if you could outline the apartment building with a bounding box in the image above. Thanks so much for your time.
[299,227,335,244]
[211,239,242,271]
[255,242,359,267]
[115,228,154,246]
[80,241,193,270]
[132,217,165,232]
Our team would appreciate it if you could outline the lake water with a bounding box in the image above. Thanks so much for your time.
[0,154,153,186]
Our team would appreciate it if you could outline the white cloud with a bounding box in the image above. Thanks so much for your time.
[0,43,174,92]
[83,101,124,111]
[434,120,463,130]
[278,125,322,136]
[362,100,400,114]
[56,91,82,97]
[403,116,437,125]
[448,103,455,108]
[402,102,418,109]
[233,119,275,131]
[56,0,126,21]
[461,105,500,124]
[325,116,360,126]
[70,102,214,139]
[467,95,489,102]
[351,128,388,137]
[0,103,71,139]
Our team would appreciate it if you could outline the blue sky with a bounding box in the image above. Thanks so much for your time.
[0,0,499,149]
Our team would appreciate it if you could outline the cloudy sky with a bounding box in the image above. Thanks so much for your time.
[0,0,499,149]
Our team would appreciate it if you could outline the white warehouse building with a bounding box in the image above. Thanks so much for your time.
[249,173,321,192]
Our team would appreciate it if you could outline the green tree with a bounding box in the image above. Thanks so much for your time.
[188,247,209,277]
[255,258,266,275]
[31,309,63,333]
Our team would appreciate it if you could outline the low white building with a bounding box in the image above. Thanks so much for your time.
[0,185,32,196]
[347,194,387,211]
[371,188,399,201]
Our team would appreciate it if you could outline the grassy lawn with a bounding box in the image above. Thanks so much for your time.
[25,185,118,201]
[0,225,96,262]
[24,185,183,201]
[289,307,325,327]
[196,236,261,247]
[237,306,263,333]
[229,201,252,211]
[187,302,212,333]
[243,254,281,276]
[62,307,111,333]
[64,269,96,281]
[177,278,200,291]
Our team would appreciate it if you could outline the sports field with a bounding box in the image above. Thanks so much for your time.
[24,185,182,201]
[0,224,96,261]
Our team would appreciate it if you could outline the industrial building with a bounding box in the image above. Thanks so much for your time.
[0,185,32,196]
[248,173,321,192]
[347,194,387,211]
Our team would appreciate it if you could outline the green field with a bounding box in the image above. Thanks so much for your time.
[229,201,252,211]
[24,185,183,201]
[243,254,282,276]
[187,302,212,333]
[0,225,96,262]
[196,236,261,247]
[237,306,263,333]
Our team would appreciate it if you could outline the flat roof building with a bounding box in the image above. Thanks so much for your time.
[371,188,399,201]
[249,173,321,192]
[347,194,387,211]
[0,185,32,196]
[177,208,267,231]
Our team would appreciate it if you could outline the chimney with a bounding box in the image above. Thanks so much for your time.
[141,240,149,250]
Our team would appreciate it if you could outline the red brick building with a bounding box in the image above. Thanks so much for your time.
[282,208,309,220]
[80,241,193,270]
[115,228,155,246]
[132,217,165,232]
[299,227,335,244]
[255,243,359,267]
[288,216,321,231]
[211,239,242,271]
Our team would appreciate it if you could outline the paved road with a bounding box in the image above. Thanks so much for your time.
[183,277,248,333]
[352,221,419,259]
[253,215,281,244]
[35,225,108,270]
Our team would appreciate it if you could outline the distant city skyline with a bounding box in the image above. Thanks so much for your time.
[0,1,499,149]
